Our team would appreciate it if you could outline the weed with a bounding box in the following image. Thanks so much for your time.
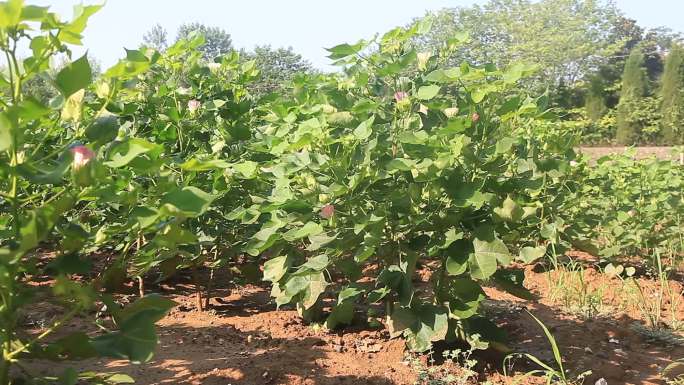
[617,251,684,338]
[504,311,591,385]
[408,348,479,385]
[547,259,609,319]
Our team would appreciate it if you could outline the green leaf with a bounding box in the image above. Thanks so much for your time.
[160,186,216,217]
[437,278,485,319]
[283,221,323,242]
[326,40,368,60]
[492,270,533,300]
[45,332,97,360]
[17,97,49,120]
[0,0,22,28]
[469,237,509,280]
[105,139,162,168]
[105,49,150,79]
[604,263,624,278]
[445,240,470,276]
[180,158,230,171]
[232,160,259,179]
[18,195,75,257]
[61,89,85,122]
[493,196,524,223]
[416,85,440,100]
[518,246,546,264]
[263,255,291,282]
[0,112,13,152]
[85,112,119,145]
[325,302,354,329]
[386,158,416,172]
[129,207,159,229]
[106,374,135,384]
[54,55,92,98]
[397,130,429,144]
[406,304,449,352]
[495,137,516,154]
[388,307,417,336]
[59,4,103,44]
[118,295,176,325]
[299,254,329,271]
[91,311,160,364]
[353,116,375,140]
[301,271,327,309]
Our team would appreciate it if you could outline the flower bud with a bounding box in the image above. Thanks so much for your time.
[71,145,96,170]
[471,113,480,122]
[70,145,96,187]
[320,204,335,219]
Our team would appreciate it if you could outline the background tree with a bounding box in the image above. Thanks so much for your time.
[616,47,648,144]
[585,75,607,121]
[414,0,624,95]
[143,23,168,51]
[242,45,315,96]
[176,22,233,60]
[660,44,684,144]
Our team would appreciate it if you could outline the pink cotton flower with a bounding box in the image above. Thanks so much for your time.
[471,113,480,122]
[70,145,96,169]
[320,204,335,219]
[188,99,201,113]
[394,91,408,103]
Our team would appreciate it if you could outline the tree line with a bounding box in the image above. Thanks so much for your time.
[21,0,684,145]
[412,0,684,145]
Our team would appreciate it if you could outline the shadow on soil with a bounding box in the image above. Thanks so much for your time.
[24,264,684,385]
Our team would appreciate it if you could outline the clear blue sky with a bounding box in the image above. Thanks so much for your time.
[32,0,684,70]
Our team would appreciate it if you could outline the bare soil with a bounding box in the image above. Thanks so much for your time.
[22,252,684,385]
[578,146,683,162]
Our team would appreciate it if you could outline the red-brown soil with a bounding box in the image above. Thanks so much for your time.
[578,146,682,162]
[22,253,684,385]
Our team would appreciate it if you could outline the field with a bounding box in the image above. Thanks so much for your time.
[23,252,684,384]
[579,147,682,162]
[2,2,684,385]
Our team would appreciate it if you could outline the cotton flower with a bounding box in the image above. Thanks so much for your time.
[320,204,335,219]
[394,91,408,103]
[471,113,480,122]
[443,107,459,118]
[70,145,96,169]
[188,99,201,113]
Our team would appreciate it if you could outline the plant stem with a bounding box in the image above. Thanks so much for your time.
[192,264,203,312]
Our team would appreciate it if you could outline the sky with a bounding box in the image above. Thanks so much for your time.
[30,0,684,71]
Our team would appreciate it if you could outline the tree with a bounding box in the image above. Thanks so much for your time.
[660,44,684,144]
[593,18,681,110]
[143,23,168,51]
[176,22,233,60]
[616,47,648,144]
[585,75,607,121]
[242,45,315,96]
[414,0,624,94]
